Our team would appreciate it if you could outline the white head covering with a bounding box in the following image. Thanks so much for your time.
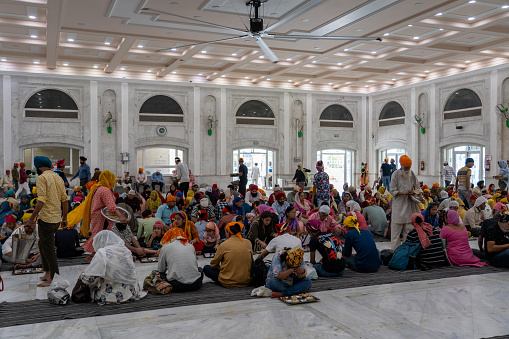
[319,205,331,214]
[200,198,209,207]
[474,196,487,208]
[205,186,212,193]
[83,230,137,284]
[440,191,448,199]
[346,200,361,213]
[449,201,459,208]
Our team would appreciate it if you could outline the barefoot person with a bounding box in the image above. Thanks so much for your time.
[26,156,69,287]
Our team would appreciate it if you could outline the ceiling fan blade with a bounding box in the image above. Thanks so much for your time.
[255,37,279,63]
[141,8,247,35]
[269,35,382,41]
[157,35,250,52]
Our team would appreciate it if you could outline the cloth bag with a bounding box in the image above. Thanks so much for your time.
[71,279,91,303]
[47,281,70,305]
[388,242,421,271]
[143,270,172,294]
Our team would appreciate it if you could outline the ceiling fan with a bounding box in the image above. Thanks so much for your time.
[142,0,381,63]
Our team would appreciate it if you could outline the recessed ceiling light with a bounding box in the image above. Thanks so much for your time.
[221,74,226,77]
[337,62,342,65]
[201,50,206,53]
[468,0,476,3]
[245,76,249,79]
[67,38,74,42]
[503,5,509,8]
[197,73,203,75]
[28,15,37,19]
[171,48,178,51]
[138,44,143,48]
[468,17,475,20]
[104,41,110,45]
[286,58,292,61]
[120,67,125,70]
[1,58,6,61]
[365,85,369,87]
[439,28,444,30]
[356,29,363,32]
[267,78,271,80]
[344,48,349,51]
[259,55,264,58]
[384,33,390,36]
[33,60,39,64]
[245,40,250,43]
[313,47,320,50]
[232,53,237,56]
[371,51,377,54]
[309,81,312,83]
[171,71,177,74]
[288,79,292,82]
[392,78,396,80]
[312,60,317,63]
[435,12,443,16]
[466,60,471,63]
[413,36,419,40]
[93,65,98,68]
[328,82,333,85]
[30,34,38,38]
[147,69,152,72]
[424,70,430,72]
[301,19,309,22]
[408,24,413,27]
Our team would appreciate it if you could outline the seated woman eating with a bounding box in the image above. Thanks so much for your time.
[266,245,312,298]
[203,222,252,288]
[406,213,447,269]
[158,227,203,292]
[80,230,146,305]
[440,210,488,267]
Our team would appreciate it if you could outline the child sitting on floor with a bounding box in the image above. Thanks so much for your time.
[146,220,164,251]
[202,222,220,256]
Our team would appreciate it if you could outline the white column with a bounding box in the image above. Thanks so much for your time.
[3,75,11,171]
[360,96,367,163]
[367,96,374,183]
[193,87,201,175]
[90,81,99,167]
[410,87,418,170]
[489,70,500,172]
[429,84,437,177]
[220,88,227,175]
[283,92,290,175]
[306,93,312,167]
[121,83,129,173]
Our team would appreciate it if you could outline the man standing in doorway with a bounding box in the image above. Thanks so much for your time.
[390,155,421,251]
[238,158,248,197]
[175,157,190,198]
[27,156,68,287]
[313,160,330,207]
[71,156,91,196]
[380,158,392,192]
[15,162,30,198]
[251,163,260,187]
[12,163,19,191]
[455,158,474,208]
[442,161,455,188]
[390,159,397,177]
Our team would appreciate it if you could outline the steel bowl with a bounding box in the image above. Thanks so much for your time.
[410,194,424,204]
[101,206,131,222]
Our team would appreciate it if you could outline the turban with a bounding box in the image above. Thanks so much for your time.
[499,213,509,223]
[344,216,360,234]
[13,163,18,167]
[5,214,16,223]
[273,186,281,192]
[364,190,371,197]
[5,170,10,173]
[293,185,301,192]
[367,197,376,205]
[275,222,290,235]
[421,185,428,190]
[284,246,304,268]
[79,156,87,161]
[449,201,459,208]
[474,196,487,207]
[222,206,232,213]
[139,168,144,171]
[448,190,454,197]
[250,184,258,191]
[212,184,218,189]
[493,202,508,212]
[166,195,176,202]
[32,187,37,194]
[176,192,183,198]
[238,158,244,162]
[56,159,65,167]
[432,183,440,188]
[306,219,321,232]
[20,162,25,167]
[399,155,412,167]
[199,210,209,220]
[95,168,100,171]
[275,192,286,201]
[225,221,244,240]
[470,195,477,201]
[423,189,431,193]
[33,156,52,169]
[319,205,330,214]
[233,197,243,204]
[5,190,15,198]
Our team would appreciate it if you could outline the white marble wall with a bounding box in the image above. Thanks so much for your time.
[1,64,508,187]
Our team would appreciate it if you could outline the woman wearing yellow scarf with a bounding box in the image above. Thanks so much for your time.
[67,170,127,254]
[147,190,161,213]
[185,190,194,208]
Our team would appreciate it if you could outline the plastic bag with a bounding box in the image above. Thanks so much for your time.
[251,286,272,297]
[304,261,318,280]
[47,280,70,305]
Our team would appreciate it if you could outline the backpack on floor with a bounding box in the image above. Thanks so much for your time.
[250,259,268,287]
[388,242,421,271]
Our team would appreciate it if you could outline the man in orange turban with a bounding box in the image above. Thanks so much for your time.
[389,155,421,251]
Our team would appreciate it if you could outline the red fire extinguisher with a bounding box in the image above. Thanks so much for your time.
[420,161,425,171]
[485,159,490,171]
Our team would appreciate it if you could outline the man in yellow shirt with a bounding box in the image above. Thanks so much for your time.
[27,156,69,287]
[418,189,434,211]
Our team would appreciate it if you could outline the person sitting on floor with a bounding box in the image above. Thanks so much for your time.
[202,222,220,255]
[80,230,146,305]
[2,222,40,268]
[246,210,278,253]
[194,210,210,242]
[440,210,488,267]
[257,222,302,261]
[362,197,389,236]
[463,196,487,237]
[484,212,509,268]
[308,219,346,277]
[162,211,202,253]
[346,200,368,229]
[203,222,252,288]
[147,190,162,214]
[191,197,216,223]
[137,210,163,246]
[478,203,507,254]
[55,226,84,258]
[146,220,164,251]
[155,195,178,226]
[0,213,17,242]
[112,222,157,258]
[406,213,447,269]
[266,245,311,298]
[158,227,203,292]
[342,216,381,273]
[421,202,440,229]
[307,205,344,235]
[218,205,236,239]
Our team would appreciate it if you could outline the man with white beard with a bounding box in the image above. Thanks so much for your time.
[389,155,422,251]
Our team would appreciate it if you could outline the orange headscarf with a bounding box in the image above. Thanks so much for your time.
[225,221,244,240]
[67,170,118,236]
[399,155,412,167]
[161,227,188,245]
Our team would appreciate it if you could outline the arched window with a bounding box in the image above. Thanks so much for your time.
[236,100,275,125]
[139,95,184,122]
[24,89,79,119]
[319,105,354,128]
[443,89,482,119]
[379,101,405,127]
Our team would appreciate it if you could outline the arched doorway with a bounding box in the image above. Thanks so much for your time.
[233,148,275,189]
[379,148,406,167]
[137,147,185,176]
[443,145,485,185]
[317,149,353,189]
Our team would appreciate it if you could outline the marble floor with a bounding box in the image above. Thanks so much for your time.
[1,240,508,339]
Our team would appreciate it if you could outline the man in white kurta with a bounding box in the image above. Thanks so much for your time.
[389,155,421,251]
[251,163,260,186]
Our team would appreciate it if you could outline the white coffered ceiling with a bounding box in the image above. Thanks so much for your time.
[1,0,509,93]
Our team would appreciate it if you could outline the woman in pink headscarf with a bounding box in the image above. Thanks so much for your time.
[440,210,488,267]
[294,192,316,223]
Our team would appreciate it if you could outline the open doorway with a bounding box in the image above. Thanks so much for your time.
[233,148,275,189]
[444,145,485,185]
[379,148,406,167]
[317,149,353,190]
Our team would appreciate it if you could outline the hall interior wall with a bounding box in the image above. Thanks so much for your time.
[1,63,508,189]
